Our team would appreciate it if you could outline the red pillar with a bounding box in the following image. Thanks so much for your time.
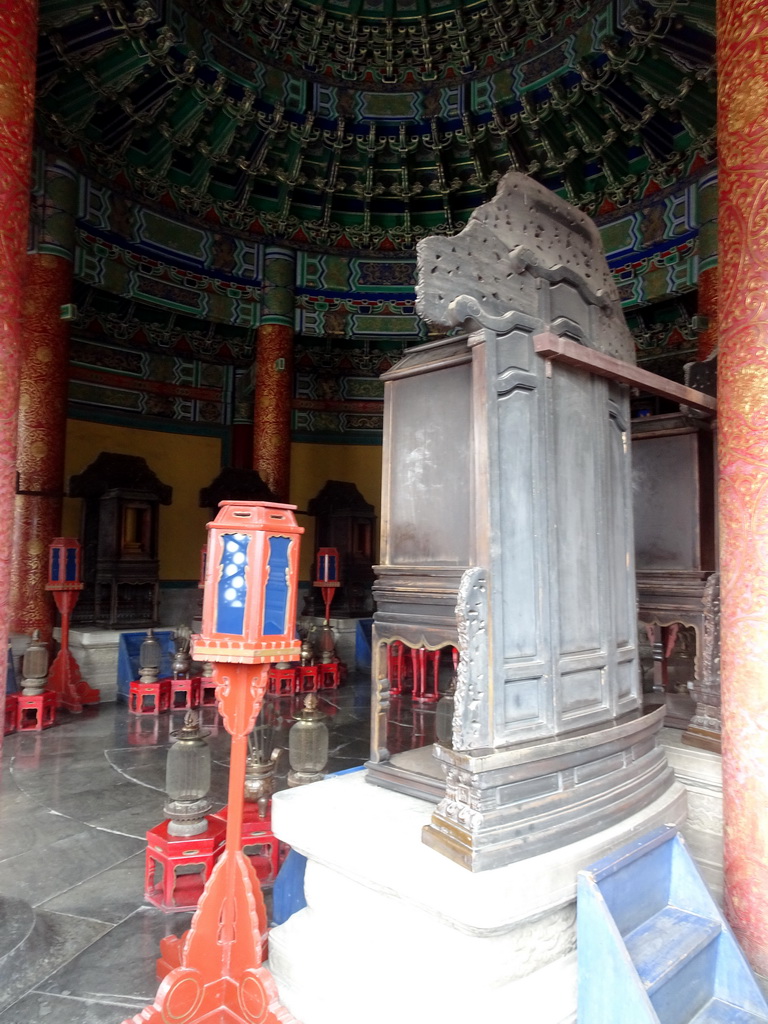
[718,0,768,975]
[11,250,74,638]
[696,265,718,362]
[253,247,295,502]
[0,0,38,724]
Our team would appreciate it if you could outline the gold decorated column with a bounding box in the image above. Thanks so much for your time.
[252,246,296,501]
[10,156,78,639]
[0,0,37,723]
[718,0,768,976]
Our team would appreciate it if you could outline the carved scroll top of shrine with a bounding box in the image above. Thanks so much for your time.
[415,171,636,365]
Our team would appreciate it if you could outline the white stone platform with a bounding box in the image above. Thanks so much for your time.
[269,769,686,1024]
[660,727,723,901]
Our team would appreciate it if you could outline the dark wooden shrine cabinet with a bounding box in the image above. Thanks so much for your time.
[69,453,172,628]
[632,409,720,748]
[366,171,688,872]
[306,480,376,616]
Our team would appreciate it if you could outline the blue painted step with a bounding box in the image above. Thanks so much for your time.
[578,826,768,1024]
[625,905,721,995]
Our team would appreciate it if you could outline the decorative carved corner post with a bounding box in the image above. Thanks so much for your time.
[369,171,682,870]
[124,502,302,1024]
[682,572,721,752]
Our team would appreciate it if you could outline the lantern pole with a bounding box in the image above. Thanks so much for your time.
[124,502,303,1024]
[45,538,99,712]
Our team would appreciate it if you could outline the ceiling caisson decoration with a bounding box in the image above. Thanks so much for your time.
[37,0,716,253]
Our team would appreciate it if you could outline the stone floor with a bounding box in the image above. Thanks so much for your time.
[0,674,429,1024]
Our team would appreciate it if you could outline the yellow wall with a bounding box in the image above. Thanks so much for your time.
[290,441,382,579]
[62,419,222,580]
[61,423,381,583]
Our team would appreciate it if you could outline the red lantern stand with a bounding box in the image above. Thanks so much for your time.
[45,538,100,712]
[314,547,340,624]
[313,546,342,689]
[125,501,303,1024]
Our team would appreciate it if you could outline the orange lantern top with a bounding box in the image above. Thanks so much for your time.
[46,537,83,591]
[193,501,304,666]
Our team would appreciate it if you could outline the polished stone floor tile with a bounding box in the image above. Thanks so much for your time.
[35,905,192,1007]
[0,827,144,907]
[0,802,87,863]
[0,991,133,1024]
[38,850,147,925]
[30,779,164,826]
[0,910,110,1015]
[84,797,167,841]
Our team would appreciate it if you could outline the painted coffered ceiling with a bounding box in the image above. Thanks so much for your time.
[37,0,716,252]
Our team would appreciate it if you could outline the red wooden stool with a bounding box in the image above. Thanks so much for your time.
[128,679,171,715]
[4,694,18,735]
[412,647,441,702]
[16,692,57,731]
[170,676,200,711]
[145,818,226,912]
[211,806,286,887]
[295,664,319,693]
[268,665,297,696]
[198,675,217,706]
[317,662,341,690]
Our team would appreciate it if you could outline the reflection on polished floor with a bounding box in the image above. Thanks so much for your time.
[0,675,437,1023]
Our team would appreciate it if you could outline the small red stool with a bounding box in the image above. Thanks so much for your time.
[198,676,217,706]
[170,677,200,710]
[268,665,297,696]
[145,818,226,912]
[412,648,441,702]
[295,664,319,693]
[16,692,57,731]
[129,679,171,715]
[4,694,18,735]
[211,806,286,887]
[317,662,341,689]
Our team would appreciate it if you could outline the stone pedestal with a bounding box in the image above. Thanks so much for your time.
[269,769,686,1024]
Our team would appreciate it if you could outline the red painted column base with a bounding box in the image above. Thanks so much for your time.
[48,649,100,713]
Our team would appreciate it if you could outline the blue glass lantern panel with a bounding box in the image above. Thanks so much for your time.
[216,533,250,636]
[50,547,61,583]
[263,536,291,636]
[65,546,78,582]
[321,552,337,581]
